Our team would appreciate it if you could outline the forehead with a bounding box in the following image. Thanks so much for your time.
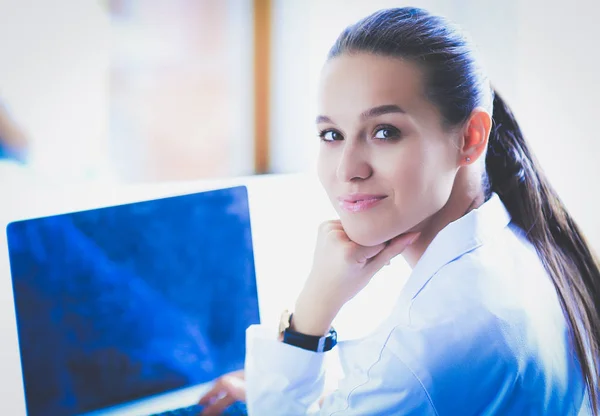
[318,53,427,114]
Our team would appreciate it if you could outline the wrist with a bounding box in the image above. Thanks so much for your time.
[292,292,339,336]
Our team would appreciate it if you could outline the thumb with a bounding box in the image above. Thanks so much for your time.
[365,232,420,273]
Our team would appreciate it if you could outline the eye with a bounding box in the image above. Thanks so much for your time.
[373,126,401,140]
[319,130,343,142]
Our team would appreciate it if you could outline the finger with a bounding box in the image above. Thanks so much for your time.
[366,232,420,273]
[221,376,246,401]
[329,220,343,229]
[198,383,222,406]
[198,376,246,406]
[319,220,342,232]
[350,241,387,264]
[318,221,348,244]
[201,395,236,416]
[198,369,245,405]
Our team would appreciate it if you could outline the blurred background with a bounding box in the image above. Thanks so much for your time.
[0,0,598,247]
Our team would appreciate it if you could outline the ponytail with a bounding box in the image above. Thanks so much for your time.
[329,6,600,411]
[486,89,600,412]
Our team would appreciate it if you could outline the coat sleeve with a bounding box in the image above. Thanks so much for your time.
[244,324,438,415]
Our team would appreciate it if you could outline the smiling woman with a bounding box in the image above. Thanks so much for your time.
[316,53,465,249]
[231,7,600,416]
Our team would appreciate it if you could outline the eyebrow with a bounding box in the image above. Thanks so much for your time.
[315,104,406,124]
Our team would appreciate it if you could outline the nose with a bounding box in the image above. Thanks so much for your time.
[336,141,372,182]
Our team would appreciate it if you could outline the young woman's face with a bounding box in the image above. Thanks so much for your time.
[317,53,462,246]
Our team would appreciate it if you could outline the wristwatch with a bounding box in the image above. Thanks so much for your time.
[278,309,337,353]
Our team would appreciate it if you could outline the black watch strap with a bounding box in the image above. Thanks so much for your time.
[282,314,337,353]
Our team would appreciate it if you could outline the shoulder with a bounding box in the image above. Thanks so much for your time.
[382,270,519,414]
[383,226,574,413]
[402,225,554,366]
[414,223,552,320]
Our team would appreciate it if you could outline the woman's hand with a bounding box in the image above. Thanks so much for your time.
[292,220,419,336]
[198,369,335,413]
[198,370,245,416]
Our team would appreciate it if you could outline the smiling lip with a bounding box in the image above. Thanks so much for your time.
[337,194,388,213]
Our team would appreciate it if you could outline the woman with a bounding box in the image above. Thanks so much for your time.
[200,7,599,415]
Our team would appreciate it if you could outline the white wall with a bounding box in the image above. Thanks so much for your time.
[269,0,313,173]
[270,0,600,251]
[514,0,600,249]
[0,0,111,181]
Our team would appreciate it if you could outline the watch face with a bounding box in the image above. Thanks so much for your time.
[278,309,291,338]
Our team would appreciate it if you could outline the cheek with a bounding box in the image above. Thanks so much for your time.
[393,154,425,192]
[395,139,457,215]
[383,139,456,216]
[421,140,458,198]
[379,142,428,194]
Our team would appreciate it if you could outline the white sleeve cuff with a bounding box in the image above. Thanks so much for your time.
[245,324,326,414]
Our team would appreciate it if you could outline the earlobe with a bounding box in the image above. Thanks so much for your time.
[461,109,491,165]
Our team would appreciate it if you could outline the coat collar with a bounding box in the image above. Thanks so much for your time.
[396,193,512,308]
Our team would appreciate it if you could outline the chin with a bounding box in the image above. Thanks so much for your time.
[342,222,391,247]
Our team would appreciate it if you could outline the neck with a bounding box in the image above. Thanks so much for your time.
[402,175,486,268]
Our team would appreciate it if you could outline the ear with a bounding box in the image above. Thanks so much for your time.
[459,108,491,166]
